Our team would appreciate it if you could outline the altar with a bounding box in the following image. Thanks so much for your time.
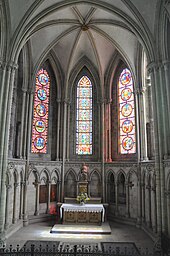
[60,203,105,225]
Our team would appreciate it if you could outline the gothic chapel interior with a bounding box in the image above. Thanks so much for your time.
[1,0,170,247]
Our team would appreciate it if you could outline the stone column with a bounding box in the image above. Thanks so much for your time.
[153,65,167,233]
[19,181,24,219]
[98,102,101,161]
[165,191,170,237]
[12,183,19,224]
[57,181,61,202]
[115,182,118,216]
[136,176,142,227]
[163,61,170,154]
[23,179,28,227]
[19,89,27,158]
[0,62,18,247]
[125,182,130,218]
[4,185,12,230]
[146,184,152,228]
[46,182,51,214]
[23,91,30,158]
[148,65,162,233]
[66,102,71,160]
[0,63,14,185]
[146,76,155,159]
[61,100,68,202]
[138,88,148,161]
[56,99,61,160]
[34,182,40,216]
[8,84,17,158]
[106,99,112,162]
[158,65,168,159]
[151,185,157,233]
[0,62,7,122]
[101,101,105,202]
[141,182,146,224]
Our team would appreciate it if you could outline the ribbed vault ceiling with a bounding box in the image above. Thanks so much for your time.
[7,0,159,76]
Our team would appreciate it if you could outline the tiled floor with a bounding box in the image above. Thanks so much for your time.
[6,221,154,251]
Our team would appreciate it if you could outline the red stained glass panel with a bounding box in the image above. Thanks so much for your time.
[118,68,136,154]
[31,69,50,153]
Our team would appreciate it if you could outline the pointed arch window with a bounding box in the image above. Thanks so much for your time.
[118,68,136,154]
[76,76,92,155]
[31,69,50,153]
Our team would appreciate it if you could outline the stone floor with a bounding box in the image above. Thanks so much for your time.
[6,221,154,252]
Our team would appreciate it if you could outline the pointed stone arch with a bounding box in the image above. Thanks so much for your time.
[117,171,126,205]
[106,170,116,203]
[51,168,60,182]
[89,169,102,198]
[64,169,77,198]
[68,55,101,102]
[40,168,51,183]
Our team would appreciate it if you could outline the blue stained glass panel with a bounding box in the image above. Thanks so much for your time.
[77,88,92,97]
[78,99,92,109]
[77,133,92,144]
[76,76,92,155]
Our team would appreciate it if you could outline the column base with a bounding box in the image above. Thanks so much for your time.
[12,218,17,224]
[4,223,9,231]
[0,231,6,248]
[136,217,142,227]
[152,226,157,233]
[23,214,28,226]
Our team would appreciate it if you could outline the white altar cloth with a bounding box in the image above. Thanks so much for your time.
[60,203,105,222]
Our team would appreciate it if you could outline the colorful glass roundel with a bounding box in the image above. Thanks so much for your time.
[37,89,47,101]
[36,104,46,117]
[121,103,133,117]
[31,69,50,153]
[121,88,132,101]
[35,120,46,133]
[76,76,92,155]
[122,120,133,133]
[38,73,49,86]
[34,137,45,150]
[122,137,134,150]
[120,70,131,85]
[118,68,136,154]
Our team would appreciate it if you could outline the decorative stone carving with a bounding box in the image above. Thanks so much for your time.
[79,163,88,181]
[8,162,15,169]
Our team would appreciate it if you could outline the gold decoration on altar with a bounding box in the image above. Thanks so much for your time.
[76,192,90,204]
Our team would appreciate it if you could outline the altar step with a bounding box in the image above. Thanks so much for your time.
[50,222,111,235]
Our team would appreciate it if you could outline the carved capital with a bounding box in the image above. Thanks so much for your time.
[33,181,41,187]
[8,162,15,170]
[163,60,170,71]
[56,98,61,103]
[6,184,12,190]
[14,182,19,188]
[165,190,170,196]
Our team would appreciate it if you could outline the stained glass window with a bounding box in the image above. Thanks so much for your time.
[118,68,136,154]
[76,76,92,155]
[31,69,50,153]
